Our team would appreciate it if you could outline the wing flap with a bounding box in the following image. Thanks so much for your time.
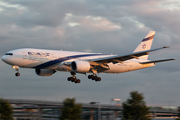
[139,58,177,64]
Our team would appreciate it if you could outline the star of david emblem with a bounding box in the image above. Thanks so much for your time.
[142,44,146,49]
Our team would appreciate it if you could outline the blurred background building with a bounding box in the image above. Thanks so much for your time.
[6,99,178,120]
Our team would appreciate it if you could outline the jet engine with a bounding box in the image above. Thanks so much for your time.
[35,69,56,76]
[71,61,91,73]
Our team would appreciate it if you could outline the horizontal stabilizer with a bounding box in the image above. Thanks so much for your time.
[139,58,177,64]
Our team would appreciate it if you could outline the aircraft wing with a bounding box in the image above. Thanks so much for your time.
[89,46,170,64]
[139,58,177,64]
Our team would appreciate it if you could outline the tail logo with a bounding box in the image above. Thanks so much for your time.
[142,44,146,49]
[142,34,154,42]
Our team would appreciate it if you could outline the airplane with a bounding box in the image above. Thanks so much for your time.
[1,31,176,84]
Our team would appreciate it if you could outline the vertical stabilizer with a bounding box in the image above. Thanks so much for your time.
[133,31,155,60]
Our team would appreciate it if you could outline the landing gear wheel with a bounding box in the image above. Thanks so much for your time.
[74,78,77,83]
[88,74,102,82]
[98,77,101,81]
[94,76,98,81]
[77,79,81,83]
[15,72,20,77]
[91,75,95,80]
[67,77,71,81]
[70,77,74,82]
[12,65,20,77]
[88,75,92,79]
[67,72,81,84]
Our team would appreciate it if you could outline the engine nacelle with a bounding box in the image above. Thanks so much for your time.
[35,69,56,76]
[71,61,91,73]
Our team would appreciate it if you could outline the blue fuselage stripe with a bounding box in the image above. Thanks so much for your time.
[33,54,107,69]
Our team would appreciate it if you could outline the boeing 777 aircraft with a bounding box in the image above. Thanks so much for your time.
[1,31,176,84]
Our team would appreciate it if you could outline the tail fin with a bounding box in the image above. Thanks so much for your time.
[133,31,155,60]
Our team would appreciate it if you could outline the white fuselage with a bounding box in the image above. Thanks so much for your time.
[1,48,155,74]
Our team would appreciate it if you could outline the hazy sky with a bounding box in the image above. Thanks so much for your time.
[0,0,180,106]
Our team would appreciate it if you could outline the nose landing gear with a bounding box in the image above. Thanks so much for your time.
[12,65,20,77]
[15,72,20,76]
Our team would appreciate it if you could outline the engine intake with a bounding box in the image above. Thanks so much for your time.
[71,61,91,73]
[35,69,56,76]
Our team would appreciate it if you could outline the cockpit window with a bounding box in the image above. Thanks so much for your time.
[5,53,13,56]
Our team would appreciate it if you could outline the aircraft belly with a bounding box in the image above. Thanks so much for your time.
[103,63,129,73]
[103,62,152,73]
[21,58,52,68]
[56,64,71,71]
[10,58,34,68]
[22,61,43,68]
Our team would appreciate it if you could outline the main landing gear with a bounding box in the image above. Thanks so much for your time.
[67,72,81,84]
[12,65,20,77]
[88,74,101,82]
[67,72,102,84]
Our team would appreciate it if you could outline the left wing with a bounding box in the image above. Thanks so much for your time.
[89,46,169,64]
[62,46,174,72]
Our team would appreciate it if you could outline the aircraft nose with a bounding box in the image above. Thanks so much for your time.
[1,55,6,62]
[1,55,11,64]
